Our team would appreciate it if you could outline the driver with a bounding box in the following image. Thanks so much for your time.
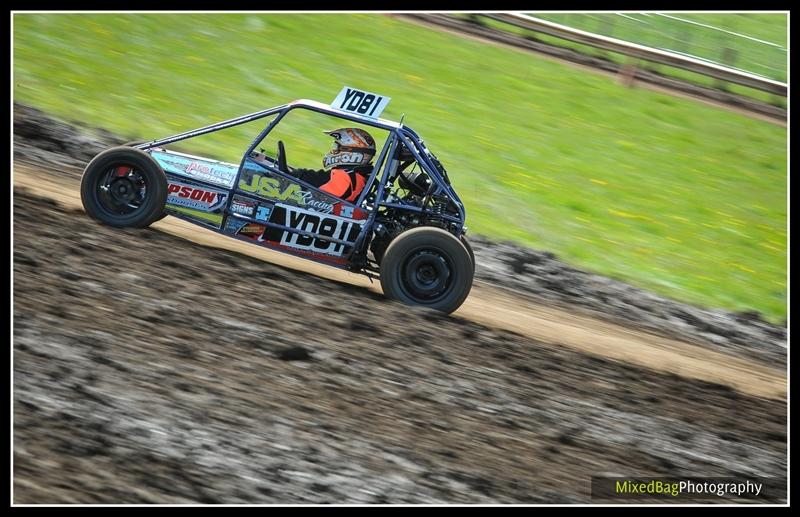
[286,128,375,203]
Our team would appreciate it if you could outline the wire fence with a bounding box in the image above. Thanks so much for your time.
[531,13,787,83]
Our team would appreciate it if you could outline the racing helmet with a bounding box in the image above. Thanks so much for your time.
[322,128,376,171]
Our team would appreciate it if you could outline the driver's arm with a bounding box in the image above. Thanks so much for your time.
[286,167,331,188]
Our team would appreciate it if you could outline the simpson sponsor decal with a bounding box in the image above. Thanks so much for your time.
[151,151,238,188]
[264,204,363,257]
[167,182,228,212]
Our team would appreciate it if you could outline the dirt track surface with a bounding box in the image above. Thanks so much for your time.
[12,189,788,503]
[12,105,788,503]
[13,102,787,369]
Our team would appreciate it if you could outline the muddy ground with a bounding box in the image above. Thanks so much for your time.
[12,104,788,504]
[12,103,787,367]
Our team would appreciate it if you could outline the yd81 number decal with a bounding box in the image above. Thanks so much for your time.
[331,86,391,119]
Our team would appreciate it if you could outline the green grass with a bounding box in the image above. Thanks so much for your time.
[13,13,787,321]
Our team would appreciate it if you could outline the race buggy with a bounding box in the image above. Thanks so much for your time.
[80,87,474,313]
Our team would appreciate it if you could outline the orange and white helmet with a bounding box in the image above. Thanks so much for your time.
[322,128,376,171]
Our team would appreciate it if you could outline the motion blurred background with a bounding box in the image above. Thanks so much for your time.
[13,12,787,322]
[12,12,788,505]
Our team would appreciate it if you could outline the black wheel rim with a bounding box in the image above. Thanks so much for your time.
[94,164,149,217]
[399,248,453,302]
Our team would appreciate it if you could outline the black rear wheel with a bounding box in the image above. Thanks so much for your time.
[80,146,168,228]
[460,235,475,274]
[380,227,473,314]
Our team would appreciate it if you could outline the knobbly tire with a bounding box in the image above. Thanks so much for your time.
[380,227,474,314]
[460,235,475,275]
[80,146,168,228]
[122,141,168,222]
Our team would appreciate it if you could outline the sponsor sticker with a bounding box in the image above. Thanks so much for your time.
[151,151,238,188]
[264,204,363,257]
[225,218,248,233]
[332,203,367,220]
[230,197,256,216]
[255,205,272,222]
[239,223,267,235]
[167,181,228,212]
[239,169,336,214]
[299,191,335,214]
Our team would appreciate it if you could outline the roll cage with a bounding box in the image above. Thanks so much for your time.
[132,99,466,270]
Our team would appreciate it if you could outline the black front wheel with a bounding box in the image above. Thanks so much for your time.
[80,146,168,228]
[122,141,168,221]
[380,227,474,314]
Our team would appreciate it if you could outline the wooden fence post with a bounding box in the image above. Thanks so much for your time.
[619,58,639,87]
[715,47,739,91]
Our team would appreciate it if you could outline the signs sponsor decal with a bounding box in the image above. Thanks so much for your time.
[263,204,363,257]
[331,86,391,119]
[230,197,256,216]
[167,181,228,212]
[151,150,238,188]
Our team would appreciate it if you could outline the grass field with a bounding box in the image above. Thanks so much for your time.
[12,13,787,321]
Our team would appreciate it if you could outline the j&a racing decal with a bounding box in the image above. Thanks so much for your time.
[239,169,336,214]
[167,181,228,212]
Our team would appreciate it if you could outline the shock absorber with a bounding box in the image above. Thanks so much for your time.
[431,195,448,218]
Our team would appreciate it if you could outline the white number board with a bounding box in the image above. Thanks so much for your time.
[331,86,391,119]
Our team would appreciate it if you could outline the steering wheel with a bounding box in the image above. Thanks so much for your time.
[277,140,289,173]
